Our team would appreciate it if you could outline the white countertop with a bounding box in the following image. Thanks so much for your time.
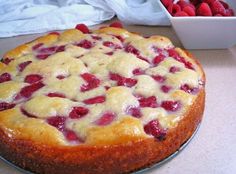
[0,23,236,174]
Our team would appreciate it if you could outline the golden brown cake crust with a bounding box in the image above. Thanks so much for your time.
[0,87,205,174]
[0,24,205,174]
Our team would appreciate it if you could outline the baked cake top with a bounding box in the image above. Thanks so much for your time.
[0,23,204,146]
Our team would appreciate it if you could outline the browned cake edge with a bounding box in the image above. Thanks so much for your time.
[0,88,205,174]
[0,34,206,174]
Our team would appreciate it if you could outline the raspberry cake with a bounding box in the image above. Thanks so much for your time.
[0,22,205,174]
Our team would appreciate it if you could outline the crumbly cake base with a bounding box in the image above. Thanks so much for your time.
[0,87,205,174]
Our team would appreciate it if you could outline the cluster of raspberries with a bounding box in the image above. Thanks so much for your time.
[161,0,235,17]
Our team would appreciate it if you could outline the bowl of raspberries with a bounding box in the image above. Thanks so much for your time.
[158,0,236,49]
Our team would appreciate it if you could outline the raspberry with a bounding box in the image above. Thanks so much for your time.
[109,21,123,28]
[178,0,196,9]
[76,40,93,49]
[168,49,194,70]
[24,74,43,84]
[137,55,149,63]
[83,96,106,105]
[180,84,199,94]
[114,35,124,42]
[152,54,165,65]
[151,75,166,83]
[0,73,11,83]
[36,54,50,60]
[167,48,179,58]
[36,45,64,56]
[63,129,80,141]
[125,44,149,63]
[211,0,226,15]
[69,107,89,119]
[56,75,67,80]
[214,13,223,16]
[161,85,172,93]
[47,93,66,98]
[125,45,140,56]
[91,35,102,40]
[175,56,194,70]
[177,0,189,9]
[110,73,137,87]
[144,120,166,140]
[105,52,114,56]
[19,82,44,98]
[184,61,194,70]
[224,8,234,16]
[103,41,122,49]
[47,116,67,131]
[18,61,32,72]
[161,0,173,7]
[168,4,181,16]
[119,78,137,87]
[75,24,90,34]
[161,100,181,112]
[109,73,124,84]
[174,11,189,16]
[126,107,142,118]
[169,66,181,73]
[81,72,97,82]
[219,0,229,9]
[95,112,116,126]
[48,31,60,35]
[138,96,158,108]
[80,73,100,92]
[55,45,65,52]
[38,46,57,53]
[47,116,82,142]
[132,68,145,75]
[0,102,15,111]
[32,43,43,50]
[203,0,216,5]
[2,57,14,65]
[197,2,213,16]
[183,6,196,16]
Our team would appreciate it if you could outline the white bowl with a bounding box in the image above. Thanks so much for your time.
[157,0,236,49]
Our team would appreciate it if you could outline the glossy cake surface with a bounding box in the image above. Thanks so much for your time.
[0,22,205,174]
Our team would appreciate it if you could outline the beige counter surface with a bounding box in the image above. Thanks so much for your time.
[0,23,236,174]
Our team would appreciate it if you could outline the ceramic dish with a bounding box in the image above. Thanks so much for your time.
[157,0,236,49]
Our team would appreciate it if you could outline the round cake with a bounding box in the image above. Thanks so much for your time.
[0,22,205,174]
